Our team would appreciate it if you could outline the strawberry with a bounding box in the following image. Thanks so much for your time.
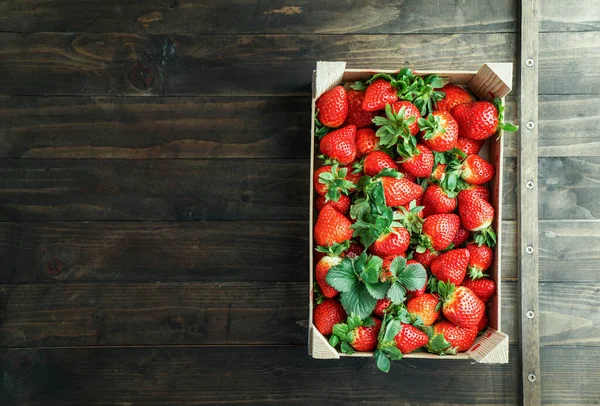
[458,190,495,232]
[319,125,357,165]
[362,78,399,112]
[373,298,393,317]
[394,323,429,354]
[316,194,350,214]
[372,102,420,152]
[363,151,398,177]
[344,89,376,128]
[392,101,421,136]
[370,226,411,257]
[466,242,493,278]
[313,299,346,335]
[437,282,485,329]
[419,111,459,152]
[396,167,417,183]
[453,100,518,140]
[380,176,423,207]
[421,184,456,217]
[315,256,342,298]
[478,309,489,332]
[406,293,440,326]
[418,213,460,252]
[459,184,490,202]
[356,128,379,158]
[345,242,364,259]
[431,163,446,181]
[331,315,382,352]
[430,248,470,286]
[452,226,471,247]
[314,205,353,246]
[313,164,356,202]
[316,85,348,128]
[432,320,478,352]
[413,249,438,268]
[459,155,494,185]
[462,277,496,303]
[456,136,484,156]
[349,318,382,351]
[436,84,473,112]
[399,143,434,178]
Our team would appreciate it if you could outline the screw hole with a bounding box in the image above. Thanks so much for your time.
[528,373,537,382]
[526,246,534,254]
[527,311,535,319]
[526,59,534,67]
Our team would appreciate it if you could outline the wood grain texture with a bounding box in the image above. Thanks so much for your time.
[0,222,307,283]
[0,159,308,221]
[0,96,310,159]
[0,345,522,405]
[540,0,600,32]
[0,0,518,34]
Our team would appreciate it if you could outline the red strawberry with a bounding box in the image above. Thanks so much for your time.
[452,101,497,140]
[315,256,342,298]
[363,151,398,177]
[370,226,411,257]
[432,321,478,352]
[431,163,446,181]
[356,128,379,158]
[316,86,348,128]
[462,277,496,303]
[460,155,494,185]
[349,318,382,352]
[419,111,459,152]
[436,84,473,112]
[344,89,376,128]
[421,184,456,217]
[466,242,493,278]
[399,143,434,178]
[413,249,438,268]
[477,309,489,332]
[380,176,423,207]
[456,136,484,156]
[314,205,353,246]
[345,242,364,259]
[394,323,429,354]
[458,191,494,232]
[320,125,357,165]
[437,282,485,329]
[406,293,440,326]
[460,185,490,202]
[392,101,421,136]
[316,194,350,214]
[396,166,417,183]
[430,248,470,285]
[420,213,460,251]
[373,298,393,317]
[313,299,346,335]
[313,165,356,201]
[344,166,362,186]
[362,78,399,112]
[452,226,471,247]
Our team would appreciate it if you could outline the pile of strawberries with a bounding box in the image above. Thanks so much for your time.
[312,69,517,372]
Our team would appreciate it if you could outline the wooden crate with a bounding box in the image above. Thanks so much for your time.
[308,61,513,363]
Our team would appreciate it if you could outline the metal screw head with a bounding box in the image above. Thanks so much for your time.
[526,181,534,189]
[528,373,537,382]
[526,58,534,67]
[526,246,534,254]
[526,121,535,130]
[527,311,535,319]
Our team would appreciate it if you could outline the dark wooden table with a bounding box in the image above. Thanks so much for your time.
[0,1,599,404]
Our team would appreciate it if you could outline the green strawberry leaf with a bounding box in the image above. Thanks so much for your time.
[426,333,457,356]
[326,259,357,293]
[397,263,427,291]
[362,316,376,327]
[375,349,391,373]
[362,255,384,284]
[383,318,402,342]
[340,341,355,354]
[332,323,350,338]
[500,122,519,132]
[365,281,391,300]
[389,256,407,278]
[387,282,407,305]
[329,334,340,348]
[340,283,377,320]
[351,81,367,91]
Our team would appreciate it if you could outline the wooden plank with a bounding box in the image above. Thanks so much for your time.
[519,0,541,403]
[0,0,518,34]
[540,0,600,32]
[0,346,521,405]
[0,159,308,221]
[0,96,310,159]
[0,222,307,283]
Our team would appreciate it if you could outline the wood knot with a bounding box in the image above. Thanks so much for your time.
[128,61,154,91]
[46,257,64,275]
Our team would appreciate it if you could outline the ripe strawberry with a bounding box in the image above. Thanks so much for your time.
[406,293,440,326]
[392,101,421,136]
[456,136,484,156]
[380,176,423,207]
[432,320,478,352]
[316,194,350,214]
[419,111,459,152]
[459,155,494,185]
[314,205,353,246]
[431,163,446,181]
[419,213,460,251]
[347,317,382,352]
[459,185,490,202]
[345,242,364,259]
[452,101,505,140]
[319,125,357,165]
[413,249,438,268]
[436,84,473,112]
[373,298,393,317]
[478,309,489,332]
[362,78,399,111]
[316,86,348,128]
[462,277,496,303]
[399,143,434,178]
[370,226,411,257]
[315,256,342,298]
[363,151,398,177]
[466,242,493,278]
[344,89,376,128]
[356,128,379,158]
[430,248,470,286]
[452,226,471,247]
[421,184,456,217]
[458,191,494,231]
[313,164,356,202]
[396,166,417,183]
[394,323,429,354]
[313,299,346,335]
[437,282,485,329]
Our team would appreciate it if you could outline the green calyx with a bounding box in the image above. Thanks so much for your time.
[313,282,324,305]
[395,200,424,235]
[418,114,445,141]
[314,110,329,139]
[351,81,367,91]
[473,226,497,247]
[468,266,488,280]
[315,240,350,257]
[318,163,356,202]
[329,313,376,354]
[493,97,519,136]
[397,72,447,116]
[373,104,417,154]
[436,280,456,302]
[374,313,403,372]
[425,331,457,356]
